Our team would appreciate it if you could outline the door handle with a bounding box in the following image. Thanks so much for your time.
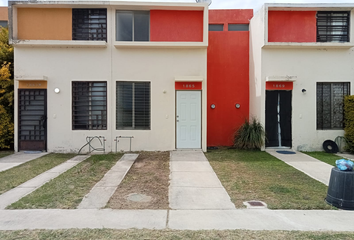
[40,115,47,129]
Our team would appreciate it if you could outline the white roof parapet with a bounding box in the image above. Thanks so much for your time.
[266,76,297,82]
[265,2,354,11]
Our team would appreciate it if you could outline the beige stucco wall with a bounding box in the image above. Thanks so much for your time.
[17,8,72,40]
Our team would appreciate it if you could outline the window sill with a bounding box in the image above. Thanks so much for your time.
[11,40,107,48]
[263,42,354,49]
[114,41,207,49]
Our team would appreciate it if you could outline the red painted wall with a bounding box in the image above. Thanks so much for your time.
[207,10,252,147]
[150,10,203,42]
[268,11,316,42]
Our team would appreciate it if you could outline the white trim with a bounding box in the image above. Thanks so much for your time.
[175,76,204,82]
[15,76,48,81]
[263,42,354,49]
[266,76,297,82]
[114,41,207,49]
[12,40,107,48]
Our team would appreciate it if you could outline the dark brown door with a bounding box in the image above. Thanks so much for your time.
[18,89,47,151]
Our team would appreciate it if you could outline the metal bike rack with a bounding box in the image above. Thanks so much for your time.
[114,136,134,152]
[78,136,106,154]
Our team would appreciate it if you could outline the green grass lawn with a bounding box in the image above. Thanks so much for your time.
[0,153,76,195]
[8,153,123,209]
[303,152,349,167]
[0,229,354,240]
[206,149,332,210]
[0,150,14,159]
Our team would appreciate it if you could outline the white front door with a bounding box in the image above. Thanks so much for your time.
[176,91,201,149]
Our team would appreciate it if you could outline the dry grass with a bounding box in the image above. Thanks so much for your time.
[0,153,76,195]
[0,150,14,159]
[107,151,169,209]
[8,153,123,209]
[206,149,333,210]
[1,229,354,240]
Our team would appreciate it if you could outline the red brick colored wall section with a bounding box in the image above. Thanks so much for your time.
[207,10,252,147]
[150,10,203,42]
[268,11,317,42]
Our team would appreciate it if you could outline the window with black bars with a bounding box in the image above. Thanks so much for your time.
[72,9,107,41]
[72,82,107,130]
[316,82,350,130]
[317,11,350,43]
[116,82,150,130]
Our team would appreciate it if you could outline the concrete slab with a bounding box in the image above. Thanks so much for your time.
[169,187,235,210]
[266,149,332,186]
[77,154,138,209]
[168,209,354,231]
[0,155,89,209]
[337,152,354,161]
[0,152,49,172]
[0,209,167,230]
[170,172,222,187]
[169,150,235,210]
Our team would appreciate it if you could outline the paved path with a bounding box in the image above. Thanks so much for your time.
[1,209,354,231]
[78,154,138,209]
[0,155,89,209]
[169,150,235,210]
[266,149,333,186]
[0,152,49,173]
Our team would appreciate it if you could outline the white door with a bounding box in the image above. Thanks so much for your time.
[176,91,201,149]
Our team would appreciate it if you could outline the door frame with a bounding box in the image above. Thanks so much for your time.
[175,90,202,149]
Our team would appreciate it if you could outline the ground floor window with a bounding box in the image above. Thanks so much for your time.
[116,81,150,130]
[316,82,350,130]
[72,81,107,130]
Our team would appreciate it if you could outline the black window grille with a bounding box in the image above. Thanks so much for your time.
[72,9,107,41]
[116,82,150,130]
[317,11,350,42]
[317,82,350,130]
[72,82,107,130]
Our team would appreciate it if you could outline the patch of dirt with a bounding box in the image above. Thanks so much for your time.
[107,151,170,209]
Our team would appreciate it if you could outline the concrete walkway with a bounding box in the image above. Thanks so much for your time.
[266,149,333,186]
[0,155,89,209]
[0,152,49,173]
[169,150,235,210]
[78,154,138,209]
[1,209,354,231]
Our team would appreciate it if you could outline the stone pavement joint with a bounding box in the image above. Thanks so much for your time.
[266,149,333,186]
[0,155,90,209]
[0,152,49,173]
[169,150,235,210]
[78,153,139,209]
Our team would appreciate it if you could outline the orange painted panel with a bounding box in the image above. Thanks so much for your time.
[268,11,316,42]
[175,82,202,90]
[0,7,8,21]
[207,9,252,147]
[266,82,293,90]
[150,10,203,42]
[19,81,47,89]
[17,8,72,40]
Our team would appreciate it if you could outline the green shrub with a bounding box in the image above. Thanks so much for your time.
[344,95,354,153]
[234,118,265,150]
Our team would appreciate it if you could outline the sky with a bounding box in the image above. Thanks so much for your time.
[1,0,354,10]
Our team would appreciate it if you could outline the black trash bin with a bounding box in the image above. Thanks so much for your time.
[325,167,354,210]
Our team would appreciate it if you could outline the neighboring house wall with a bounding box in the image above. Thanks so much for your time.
[0,7,8,27]
[250,4,354,151]
[207,9,253,146]
[10,2,208,153]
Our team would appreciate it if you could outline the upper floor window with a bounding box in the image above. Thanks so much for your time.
[316,82,350,130]
[72,9,107,41]
[209,24,223,31]
[317,11,350,43]
[116,11,150,41]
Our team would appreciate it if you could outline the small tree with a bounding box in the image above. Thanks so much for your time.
[344,95,354,153]
[234,118,265,150]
